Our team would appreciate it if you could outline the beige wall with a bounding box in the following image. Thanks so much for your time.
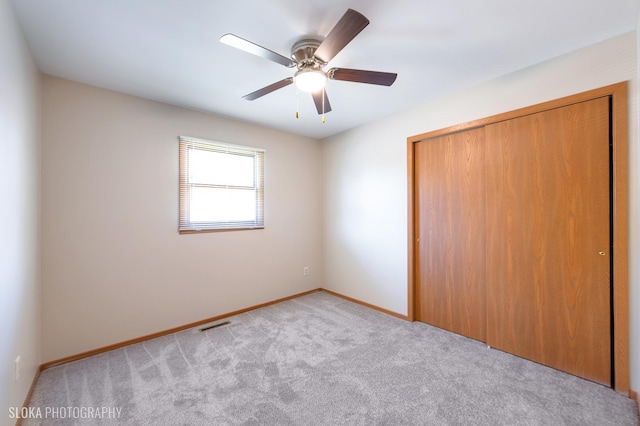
[322,31,640,390]
[0,0,41,414]
[41,76,323,362]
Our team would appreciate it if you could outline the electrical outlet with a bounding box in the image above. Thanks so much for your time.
[15,356,21,381]
[303,267,309,276]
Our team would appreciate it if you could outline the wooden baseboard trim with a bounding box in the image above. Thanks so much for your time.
[41,288,322,370]
[320,288,409,321]
[15,365,42,426]
[40,288,407,371]
[630,389,639,415]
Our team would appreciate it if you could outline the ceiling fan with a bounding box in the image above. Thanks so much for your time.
[220,9,397,118]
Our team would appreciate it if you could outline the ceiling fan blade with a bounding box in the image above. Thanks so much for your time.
[220,34,296,68]
[312,90,332,114]
[314,9,369,64]
[243,78,294,101]
[328,68,397,86]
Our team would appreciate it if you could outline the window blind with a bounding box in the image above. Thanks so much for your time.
[179,136,264,232]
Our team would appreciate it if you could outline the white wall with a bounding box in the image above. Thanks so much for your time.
[0,0,41,415]
[41,76,323,362]
[322,31,640,390]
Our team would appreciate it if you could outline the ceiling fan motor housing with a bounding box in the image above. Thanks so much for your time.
[291,38,325,67]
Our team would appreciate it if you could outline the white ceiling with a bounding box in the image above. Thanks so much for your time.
[10,0,640,139]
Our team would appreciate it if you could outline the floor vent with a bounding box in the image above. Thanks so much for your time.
[199,320,231,332]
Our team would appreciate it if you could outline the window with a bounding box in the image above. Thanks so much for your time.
[179,136,264,233]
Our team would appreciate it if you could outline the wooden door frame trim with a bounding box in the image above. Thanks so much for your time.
[406,82,629,393]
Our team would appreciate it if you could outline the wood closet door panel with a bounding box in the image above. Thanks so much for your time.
[415,127,486,342]
[485,97,611,385]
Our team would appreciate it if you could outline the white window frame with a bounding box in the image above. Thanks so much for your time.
[179,136,264,233]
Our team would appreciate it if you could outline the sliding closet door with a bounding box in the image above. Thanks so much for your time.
[415,127,486,342]
[485,97,611,385]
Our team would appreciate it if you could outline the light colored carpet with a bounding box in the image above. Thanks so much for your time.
[24,292,638,425]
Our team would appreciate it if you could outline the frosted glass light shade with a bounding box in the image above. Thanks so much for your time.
[295,68,327,93]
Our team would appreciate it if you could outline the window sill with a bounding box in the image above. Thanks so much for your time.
[179,227,264,234]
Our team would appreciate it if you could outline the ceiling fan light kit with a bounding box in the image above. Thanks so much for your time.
[220,8,397,121]
[294,68,327,93]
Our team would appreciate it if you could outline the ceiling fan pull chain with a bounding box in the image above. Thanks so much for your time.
[296,85,299,119]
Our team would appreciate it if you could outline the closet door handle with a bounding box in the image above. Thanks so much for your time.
[598,251,606,256]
